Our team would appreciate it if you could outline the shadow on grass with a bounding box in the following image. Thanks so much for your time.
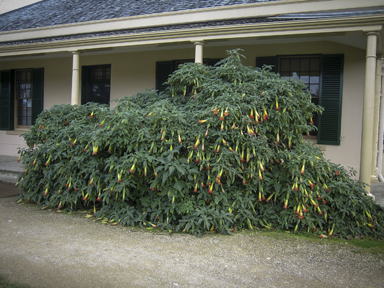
[0,274,32,288]
[244,229,384,255]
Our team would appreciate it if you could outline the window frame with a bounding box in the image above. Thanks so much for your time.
[81,64,111,105]
[0,68,44,131]
[14,69,33,129]
[256,54,344,145]
[155,58,222,92]
[278,54,321,98]
[277,54,322,137]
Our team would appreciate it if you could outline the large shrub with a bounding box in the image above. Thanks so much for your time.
[17,49,384,238]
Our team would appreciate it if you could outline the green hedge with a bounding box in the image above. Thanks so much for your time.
[17,49,384,237]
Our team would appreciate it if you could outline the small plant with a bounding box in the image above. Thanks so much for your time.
[17,49,384,237]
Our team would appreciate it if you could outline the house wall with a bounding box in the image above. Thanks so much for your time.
[0,41,365,177]
[0,56,72,155]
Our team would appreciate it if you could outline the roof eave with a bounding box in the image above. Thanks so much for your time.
[0,15,382,58]
[1,0,384,43]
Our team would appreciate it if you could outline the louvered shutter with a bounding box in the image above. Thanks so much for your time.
[0,70,14,130]
[81,66,89,104]
[31,68,44,124]
[256,56,278,73]
[156,61,174,92]
[318,55,344,145]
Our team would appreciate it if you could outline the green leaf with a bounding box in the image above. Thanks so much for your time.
[174,181,183,192]
[162,171,170,184]
[273,182,281,194]
[169,166,175,175]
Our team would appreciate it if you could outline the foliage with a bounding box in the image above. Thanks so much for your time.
[17,49,384,238]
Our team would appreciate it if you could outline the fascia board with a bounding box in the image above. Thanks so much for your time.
[0,0,384,42]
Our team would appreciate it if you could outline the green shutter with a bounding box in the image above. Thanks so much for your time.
[318,55,344,145]
[256,56,278,73]
[81,66,89,104]
[31,68,44,125]
[0,70,14,130]
[156,61,174,92]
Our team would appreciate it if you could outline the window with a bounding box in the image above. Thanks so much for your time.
[279,56,320,97]
[156,58,221,92]
[279,56,321,135]
[256,54,343,145]
[0,68,44,130]
[15,70,32,126]
[81,65,111,105]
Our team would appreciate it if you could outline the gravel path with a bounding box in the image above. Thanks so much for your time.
[0,196,383,288]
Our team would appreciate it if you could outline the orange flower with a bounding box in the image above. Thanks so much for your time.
[219,111,224,121]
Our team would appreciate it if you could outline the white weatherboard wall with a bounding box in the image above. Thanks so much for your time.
[0,41,365,179]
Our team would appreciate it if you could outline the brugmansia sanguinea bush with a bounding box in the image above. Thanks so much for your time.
[17,49,384,237]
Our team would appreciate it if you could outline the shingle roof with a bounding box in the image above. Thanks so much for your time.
[0,0,382,48]
[0,0,276,32]
[0,17,293,47]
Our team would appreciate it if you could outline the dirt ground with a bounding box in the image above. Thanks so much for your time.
[0,194,383,288]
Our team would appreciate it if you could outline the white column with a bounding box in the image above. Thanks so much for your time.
[372,54,383,176]
[70,51,81,105]
[360,32,379,193]
[193,41,205,64]
[377,75,384,182]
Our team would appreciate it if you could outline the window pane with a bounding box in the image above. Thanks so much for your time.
[300,75,309,84]
[280,59,290,72]
[90,83,110,104]
[310,70,320,76]
[25,89,31,99]
[105,68,111,80]
[300,58,310,71]
[291,58,300,73]
[83,65,111,105]
[15,70,32,125]
[310,58,320,70]
[310,84,319,96]
[278,56,321,135]
[18,100,25,125]
[291,72,299,81]
[310,76,320,84]
[91,68,103,81]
